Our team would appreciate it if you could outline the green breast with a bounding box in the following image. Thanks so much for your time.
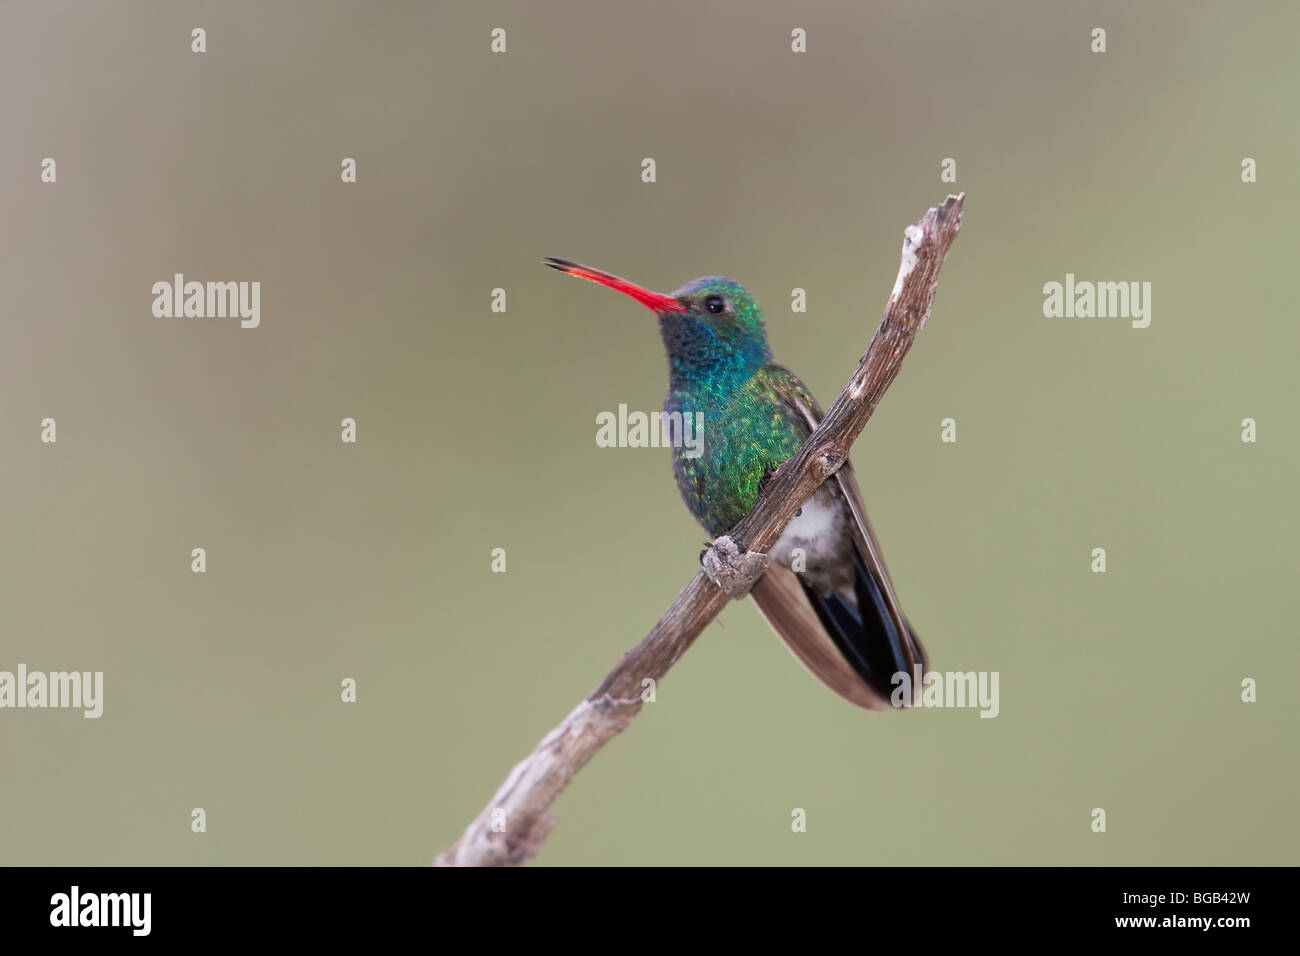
[670,365,817,536]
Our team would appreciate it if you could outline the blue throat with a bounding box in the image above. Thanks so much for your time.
[659,312,771,410]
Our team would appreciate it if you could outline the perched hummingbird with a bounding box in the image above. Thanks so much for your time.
[544,258,927,710]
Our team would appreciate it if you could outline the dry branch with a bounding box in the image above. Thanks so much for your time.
[434,194,964,866]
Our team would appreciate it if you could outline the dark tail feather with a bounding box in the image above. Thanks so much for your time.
[800,548,926,704]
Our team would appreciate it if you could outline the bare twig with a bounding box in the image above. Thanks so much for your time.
[435,194,964,866]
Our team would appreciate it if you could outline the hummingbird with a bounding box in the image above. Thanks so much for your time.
[544,257,927,710]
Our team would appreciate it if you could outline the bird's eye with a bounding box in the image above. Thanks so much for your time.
[704,295,726,314]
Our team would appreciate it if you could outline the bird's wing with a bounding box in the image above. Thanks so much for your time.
[747,365,926,709]
[750,563,887,710]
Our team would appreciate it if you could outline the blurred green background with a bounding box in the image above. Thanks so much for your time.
[1,1,1296,865]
